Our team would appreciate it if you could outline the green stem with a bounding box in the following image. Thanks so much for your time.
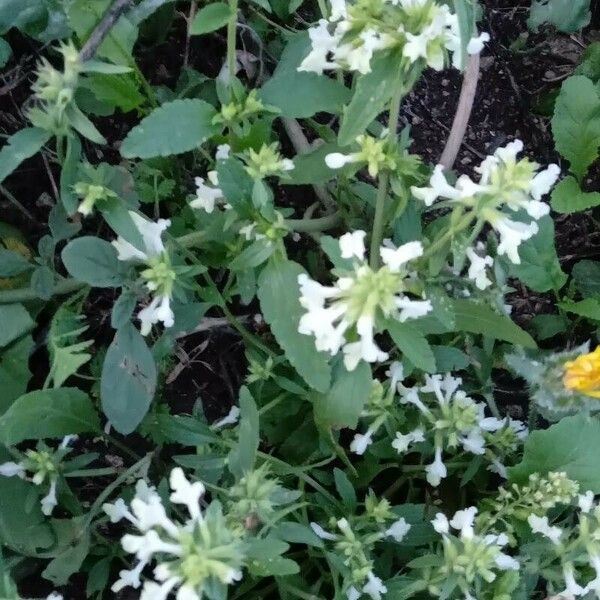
[287,211,341,232]
[227,0,239,82]
[369,81,405,269]
[423,212,475,258]
[0,277,85,304]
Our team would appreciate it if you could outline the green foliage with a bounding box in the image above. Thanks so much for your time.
[190,3,232,35]
[551,175,600,213]
[0,304,34,348]
[0,128,51,185]
[0,336,33,415]
[528,0,591,33]
[62,237,123,288]
[121,99,219,158]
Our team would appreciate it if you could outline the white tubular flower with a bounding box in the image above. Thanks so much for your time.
[362,571,387,600]
[494,552,519,571]
[347,587,361,600]
[466,31,490,56]
[349,428,374,455]
[138,295,174,337]
[431,512,450,534]
[41,478,58,516]
[104,497,138,525]
[527,514,563,545]
[386,517,411,542]
[190,176,223,213]
[560,565,586,598]
[215,144,231,160]
[0,461,26,478]
[449,507,477,539]
[425,447,447,487]
[111,559,147,593]
[490,215,538,265]
[335,29,387,74]
[298,232,429,370]
[329,0,347,21]
[169,467,205,521]
[578,491,595,513]
[298,20,340,74]
[112,212,170,262]
[411,165,461,206]
[310,522,337,541]
[466,247,493,290]
[391,428,425,453]
[213,405,240,429]
[460,429,485,455]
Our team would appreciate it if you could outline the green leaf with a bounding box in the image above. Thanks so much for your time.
[558,298,600,321]
[506,216,567,292]
[0,249,32,277]
[64,104,106,144]
[0,304,34,348]
[101,323,157,434]
[288,142,356,185]
[0,128,51,185]
[30,265,55,300]
[313,360,371,429]
[431,345,469,371]
[0,336,32,415]
[257,259,331,392]
[551,76,600,180]
[452,299,536,348]
[46,306,93,389]
[229,239,275,271]
[129,0,177,25]
[338,50,401,146]
[574,42,600,83]
[528,0,591,34]
[0,388,100,445]
[509,414,600,491]
[99,199,145,250]
[333,467,357,510]
[216,158,254,213]
[259,33,350,118]
[452,0,475,69]
[42,532,90,585]
[60,135,82,214]
[0,38,11,68]
[530,314,568,340]
[572,260,600,298]
[387,320,436,372]
[271,521,324,547]
[62,236,123,287]
[82,73,144,113]
[121,99,219,158]
[228,387,259,478]
[551,175,600,213]
[190,2,231,34]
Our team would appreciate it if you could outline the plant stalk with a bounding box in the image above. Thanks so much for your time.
[227,0,239,82]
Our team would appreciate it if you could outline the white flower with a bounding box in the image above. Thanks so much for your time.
[449,507,477,539]
[386,517,411,542]
[494,552,519,571]
[425,447,447,487]
[460,429,485,455]
[466,247,493,290]
[335,29,386,74]
[411,165,461,206]
[578,491,595,513]
[379,241,423,272]
[349,428,374,455]
[530,163,560,200]
[112,212,170,262]
[560,565,586,598]
[329,0,347,21]
[343,315,389,371]
[340,231,367,260]
[391,428,425,453]
[310,522,337,541]
[362,571,387,600]
[104,498,136,524]
[139,577,180,600]
[46,594,64,600]
[298,20,340,74]
[466,31,490,55]
[431,513,449,534]
[0,461,26,478]
[112,559,147,592]
[190,176,223,213]
[213,406,240,429]
[346,587,361,600]
[325,152,356,169]
[492,215,538,264]
[41,478,58,516]
[395,297,432,321]
[138,294,174,337]
[527,514,563,545]
[215,144,231,160]
[169,467,205,521]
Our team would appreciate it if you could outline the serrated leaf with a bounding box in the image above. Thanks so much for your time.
[528,0,591,34]
[509,414,600,491]
[101,323,157,434]
[190,2,231,35]
[0,388,100,445]
[82,73,144,113]
[551,76,600,180]
[62,236,123,288]
[46,306,93,389]
[338,50,401,146]
[0,128,50,185]
[121,99,219,159]
[551,175,600,213]
[558,298,600,321]
[572,260,600,298]
[257,259,331,392]
[259,33,350,118]
[387,320,436,372]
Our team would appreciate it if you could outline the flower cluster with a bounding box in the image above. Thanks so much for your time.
[112,212,176,336]
[412,140,560,264]
[298,231,431,371]
[311,494,411,600]
[389,372,526,485]
[299,0,488,75]
[241,143,294,180]
[326,133,397,178]
[103,468,246,599]
[0,435,77,516]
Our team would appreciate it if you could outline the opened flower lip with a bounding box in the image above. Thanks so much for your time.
[563,346,600,399]
[112,212,170,262]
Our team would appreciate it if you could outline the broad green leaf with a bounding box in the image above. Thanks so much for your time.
[575,42,600,83]
[528,0,591,33]
[572,260,600,298]
[506,216,567,292]
[82,73,144,113]
[558,298,600,321]
[228,387,259,478]
[431,345,469,371]
[259,33,350,118]
[387,320,436,372]
[42,532,90,585]
[509,414,600,491]
[0,388,100,445]
[190,2,231,35]
[30,265,55,300]
[101,323,157,434]
[313,360,371,429]
[452,299,536,348]
[257,259,331,392]
[121,99,219,158]
[0,304,34,348]
[0,0,68,41]
[551,76,600,179]
[333,467,357,510]
[229,239,275,271]
[288,142,356,185]
[0,336,32,415]
[0,128,51,185]
[271,521,324,547]
[216,158,254,213]
[62,236,123,288]
[338,50,401,146]
[0,38,11,68]
[46,306,93,389]
[0,249,32,277]
[152,414,216,446]
[529,314,568,340]
[551,175,600,213]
